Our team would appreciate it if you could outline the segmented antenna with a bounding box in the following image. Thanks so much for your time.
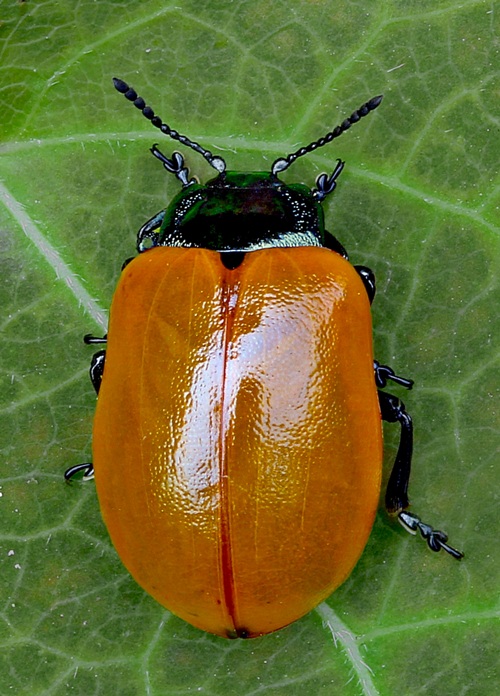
[113,78,226,174]
[271,94,383,176]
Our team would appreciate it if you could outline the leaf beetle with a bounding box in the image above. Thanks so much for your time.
[66,78,463,639]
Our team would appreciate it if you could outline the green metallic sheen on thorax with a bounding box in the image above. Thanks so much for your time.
[157,171,326,252]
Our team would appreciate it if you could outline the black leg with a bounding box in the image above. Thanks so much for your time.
[378,379,463,560]
[136,208,166,252]
[375,361,414,511]
[64,462,94,481]
[324,232,348,258]
[83,334,107,394]
[374,360,414,390]
[121,257,134,270]
[378,389,413,514]
[89,350,106,394]
[399,511,464,560]
[64,335,107,482]
[313,159,345,201]
[355,265,376,304]
[83,333,107,345]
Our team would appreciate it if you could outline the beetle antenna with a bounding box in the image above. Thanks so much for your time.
[271,94,383,176]
[113,78,226,175]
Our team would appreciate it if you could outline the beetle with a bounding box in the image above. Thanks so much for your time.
[65,78,463,639]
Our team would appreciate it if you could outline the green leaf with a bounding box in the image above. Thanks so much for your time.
[1,1,498,694]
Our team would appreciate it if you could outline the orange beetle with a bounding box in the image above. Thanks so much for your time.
[66,78,462,639]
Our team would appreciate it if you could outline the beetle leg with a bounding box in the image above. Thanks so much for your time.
[398,511,463,560]
[121,257,135,270]
[84,335,107,394]
[150,146,197,188]
[379,390,463,560]
[313,159,345,201]
[374,360,413,389]
[378,389,412,514]
[64,462,94,481]
[355,265,376,303]
[63,338,107,482]
[89,350,106,394]
[136,209,166,252]
[83,333,107,345]
[323,233,348,258]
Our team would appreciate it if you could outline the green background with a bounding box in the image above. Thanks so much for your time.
[1,1,498,694]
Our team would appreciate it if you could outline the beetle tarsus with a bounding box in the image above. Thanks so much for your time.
[313,159,345,201]
[380,389,463,561]
[374,361,413,389]
[398,511,463,560]
[150,145,197,188]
